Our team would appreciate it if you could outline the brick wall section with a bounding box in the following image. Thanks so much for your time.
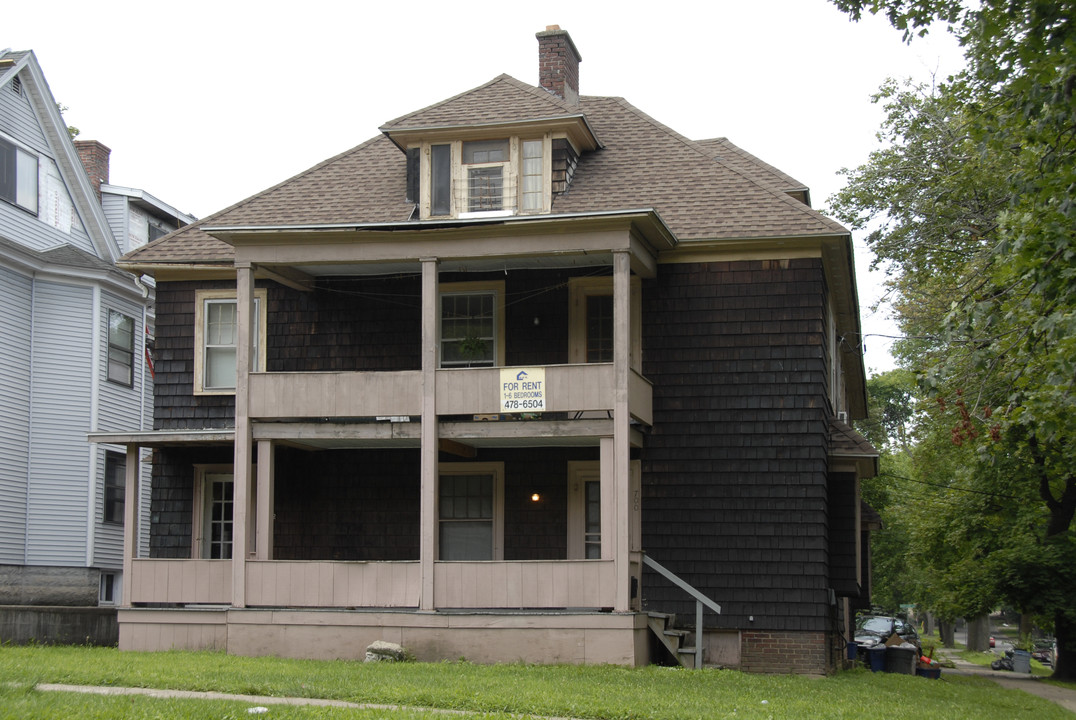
[640,259,832,635]
[740,630,829,674]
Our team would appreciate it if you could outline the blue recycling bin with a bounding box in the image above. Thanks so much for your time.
[869,646,886,672]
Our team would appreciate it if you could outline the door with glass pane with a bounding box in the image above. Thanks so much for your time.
[202,473,234,559]
[568,462,602,559]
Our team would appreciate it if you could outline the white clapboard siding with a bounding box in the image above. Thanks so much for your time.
[25,280,93,565]
[0,265,32,563]
[0,72,95,255]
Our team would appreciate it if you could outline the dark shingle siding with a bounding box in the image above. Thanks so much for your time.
[641,258,832,632]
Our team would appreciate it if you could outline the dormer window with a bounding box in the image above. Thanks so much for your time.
[418,136,556,220]
[463,140,508,213]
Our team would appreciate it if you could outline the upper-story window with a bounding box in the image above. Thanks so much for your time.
[107,310,135,387]
[424,137,548,219]
[0,136,39,214]
[193,289,267,395]
[439,281,505,368]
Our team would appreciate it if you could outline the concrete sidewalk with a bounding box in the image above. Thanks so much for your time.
[937,651,1076,715]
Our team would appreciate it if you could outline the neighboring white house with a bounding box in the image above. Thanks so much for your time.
[0,49,193,608]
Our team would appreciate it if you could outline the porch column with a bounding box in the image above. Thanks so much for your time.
[121,443,140,607]
[420,257,439,610]
[255,440,275,560]
[613,249,632,611]
[231,262,255,607]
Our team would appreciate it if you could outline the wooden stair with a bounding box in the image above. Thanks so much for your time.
[647,612,699,669]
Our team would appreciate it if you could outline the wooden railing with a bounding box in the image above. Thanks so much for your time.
[129,559,232,605]
[248,365,652,425]
[245,561,419,608]
[434,560,616,608]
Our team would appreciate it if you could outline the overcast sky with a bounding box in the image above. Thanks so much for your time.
[6,0,965,374]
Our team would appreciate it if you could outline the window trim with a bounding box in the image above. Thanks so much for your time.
[437,461,504,561]
[439,280,505,368]
[103,451,125,525]
[567,276,642,371]
[106,310,135,387]
[193,289,268,395]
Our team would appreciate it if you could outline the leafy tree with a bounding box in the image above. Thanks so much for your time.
[830,0,1076,679]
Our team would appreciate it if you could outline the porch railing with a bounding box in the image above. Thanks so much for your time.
[643,554,722,670]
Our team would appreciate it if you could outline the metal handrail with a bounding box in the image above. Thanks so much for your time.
[643,554,721,669]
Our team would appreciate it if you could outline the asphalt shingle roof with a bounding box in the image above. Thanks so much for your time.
[124,74,848,266]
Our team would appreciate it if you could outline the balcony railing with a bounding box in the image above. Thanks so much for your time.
[248,365,652,425]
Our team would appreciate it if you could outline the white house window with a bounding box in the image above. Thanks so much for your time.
[99,573,118,604]
[193,289,267,394]
[438,463,504,561]
[107,310,135,386]
[0,137,38,214]
[521,139,544,212]
[462,139,509,213]
[104,451,125,524]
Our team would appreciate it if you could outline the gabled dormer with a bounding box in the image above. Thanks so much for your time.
[381,27,598,221]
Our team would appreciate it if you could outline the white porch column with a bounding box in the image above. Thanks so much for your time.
[121,443,140,607]
[231,262,255,607]
[255,440,275,560]
[420,257,439,610]
[613,249,632,611]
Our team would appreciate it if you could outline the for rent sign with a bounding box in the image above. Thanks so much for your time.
[500,368,546,413]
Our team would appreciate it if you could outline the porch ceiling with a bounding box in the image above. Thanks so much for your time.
[290,251,614,278]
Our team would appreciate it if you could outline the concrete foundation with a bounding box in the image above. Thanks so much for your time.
[0,565,101,606]
[119,607,650,665]
[0,606,118,645]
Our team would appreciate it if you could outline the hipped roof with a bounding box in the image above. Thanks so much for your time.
[123,74,848,267]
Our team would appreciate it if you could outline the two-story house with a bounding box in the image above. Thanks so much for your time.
[0,50,193,626]
[91,28,877,673]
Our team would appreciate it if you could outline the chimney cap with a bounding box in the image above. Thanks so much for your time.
[535,25,582,62]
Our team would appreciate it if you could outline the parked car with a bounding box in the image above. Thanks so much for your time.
[989,635,996,648]
[854,615,920,653]
[1032,639,1055,666]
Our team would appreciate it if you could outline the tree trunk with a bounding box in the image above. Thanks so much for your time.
[966,615,991,652]
[1052,610,1075,681]
[939,620,956,648]
[923,612,935,638]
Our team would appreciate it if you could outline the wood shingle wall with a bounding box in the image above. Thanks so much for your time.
[640,258,833,637]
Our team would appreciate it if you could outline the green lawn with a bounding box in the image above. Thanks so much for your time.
[0,645,1072,720]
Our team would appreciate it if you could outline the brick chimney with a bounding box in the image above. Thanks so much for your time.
[537,25,581,105]
[74,139,111,203]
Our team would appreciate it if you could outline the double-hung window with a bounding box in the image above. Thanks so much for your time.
[107,310,135,386]
[194,289,267,394]
[520,139,544,212]
[104,451,125,524]
[462,140,509,213]
[438,463,504,561]
[0,136,38,214]
[439,281,504,368]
